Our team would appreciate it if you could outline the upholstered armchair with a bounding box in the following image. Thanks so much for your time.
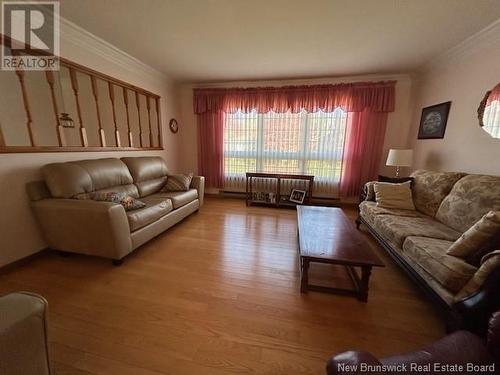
[0,292,51,375]
[326,312,500,375]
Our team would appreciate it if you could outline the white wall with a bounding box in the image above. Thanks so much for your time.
[408,21,500,174]
[177,74,415,181]
[0,20,181,267]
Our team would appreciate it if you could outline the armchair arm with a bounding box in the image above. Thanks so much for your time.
[31,198,132,260]
[190,176,205,207]
[0,292,51,375]
[326,351,382,375]
[487,311,500,361]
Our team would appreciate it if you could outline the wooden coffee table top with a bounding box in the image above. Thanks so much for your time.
[297,206,384,267]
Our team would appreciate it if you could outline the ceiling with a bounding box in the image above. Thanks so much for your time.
[60,0,500,83]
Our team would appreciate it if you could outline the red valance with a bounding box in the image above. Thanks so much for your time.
[193,81,396,114]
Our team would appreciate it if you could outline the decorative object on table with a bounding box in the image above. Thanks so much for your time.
[59,113,75,128]
[478,82,500,139]
[169,118,179,133]
[251,191,276,203]
[385,149,413,177]
[289,189,306,204]
[418,101,451,139]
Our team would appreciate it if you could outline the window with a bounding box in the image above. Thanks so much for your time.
[223,108,348,195]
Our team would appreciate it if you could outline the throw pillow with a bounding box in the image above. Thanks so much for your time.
[163,173,193,192]
[447,211,500,259]
[373,181,416,210]
[75,191,146,211]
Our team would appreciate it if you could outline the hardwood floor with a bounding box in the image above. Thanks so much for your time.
[0,197,444,374]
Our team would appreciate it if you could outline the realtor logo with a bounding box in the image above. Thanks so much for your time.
[1,1,59,70]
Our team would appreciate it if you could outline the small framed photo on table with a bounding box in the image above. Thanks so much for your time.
[289,189,306,204]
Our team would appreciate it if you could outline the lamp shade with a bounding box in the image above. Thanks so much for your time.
[386,149,413,167]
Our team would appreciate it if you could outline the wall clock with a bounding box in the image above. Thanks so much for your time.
[169,118,179,134]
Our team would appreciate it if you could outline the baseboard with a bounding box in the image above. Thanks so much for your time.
[0,248,49,275]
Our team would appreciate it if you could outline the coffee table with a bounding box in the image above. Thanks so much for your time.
[297,206,384,302]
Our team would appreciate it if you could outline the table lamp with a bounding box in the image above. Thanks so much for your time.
[386,149,413,177]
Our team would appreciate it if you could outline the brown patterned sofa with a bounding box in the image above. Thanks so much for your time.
[27,156,204,265]
[357,170,500,333]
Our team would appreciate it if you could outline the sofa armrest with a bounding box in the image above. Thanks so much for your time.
[456,251,500,301]
[326,351,382,375]
[191,176,205,207]
[31,198,132,260]
[360,181,377,203]
[0,292,51,375]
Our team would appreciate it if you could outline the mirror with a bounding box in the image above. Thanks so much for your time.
[478,83,500,139]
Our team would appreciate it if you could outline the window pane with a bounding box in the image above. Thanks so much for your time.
[224,157,256,175]
[223,108,347,197]
[305,159,343,179]
[262,159,300,174]
[262,111,302,153]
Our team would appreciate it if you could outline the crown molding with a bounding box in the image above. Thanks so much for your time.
[58,15,169,84]
[419,18,500,73]
[189,72,412,89]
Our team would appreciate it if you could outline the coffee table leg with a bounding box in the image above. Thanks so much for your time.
[300,259,310,293]
[359,266,372,302]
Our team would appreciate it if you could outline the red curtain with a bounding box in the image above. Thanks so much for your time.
[194,81,396,194]
[197,112,225,189]
[340,110,388,197]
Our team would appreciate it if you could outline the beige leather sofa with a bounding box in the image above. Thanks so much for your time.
[0,292,51,375]
[357,170,500,332]
[27,157,204,264]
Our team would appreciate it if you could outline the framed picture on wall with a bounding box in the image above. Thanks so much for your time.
[418,101,451,139]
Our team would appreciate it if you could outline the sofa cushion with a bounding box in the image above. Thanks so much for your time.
[436,174,500,233]
[73,158,133,191]
[360,201,425,227]
[410,170,466,217]
[374,181,415,210]
[373,215,461,248]
[126,196,173,232]
[402,236,477,293]
[447,211,500,258]
[156,189,198,209]
[42,162,93,198]
[121,157,169,197]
